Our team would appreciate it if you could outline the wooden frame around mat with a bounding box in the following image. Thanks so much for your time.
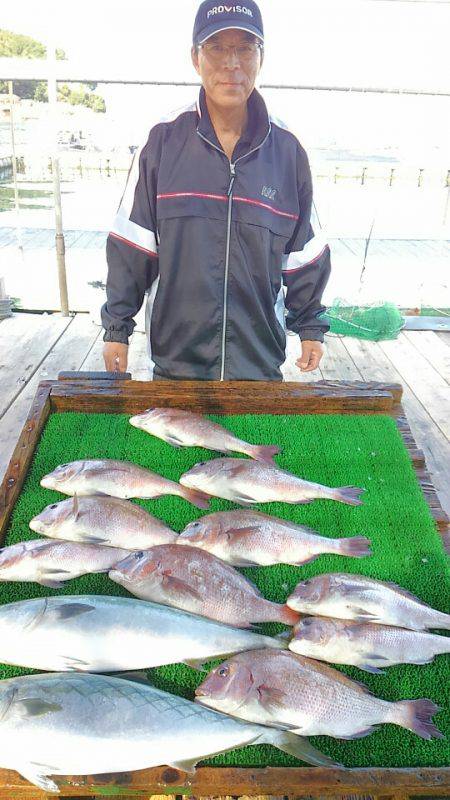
[0,375,448,798]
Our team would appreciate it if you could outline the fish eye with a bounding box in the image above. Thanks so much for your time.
[49,504,58,510]
[218,667,229,677]
[197,462,207,467]
[190,522,200,528]
[135,551,144,559]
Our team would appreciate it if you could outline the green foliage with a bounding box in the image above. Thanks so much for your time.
[0,29,104,112]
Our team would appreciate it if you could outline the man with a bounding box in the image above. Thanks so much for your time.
[102,0,331,380]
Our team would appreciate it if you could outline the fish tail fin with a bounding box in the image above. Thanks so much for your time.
[329,486,365,506]
[180,487,211,510]
[261,729,340,767]
[392,699,443,740]
[275,604,301,626]
[247,444,281,464]
[433,611,450,630]
[434,635,450,654]
[336,536,372,558]
[269,630,290,649]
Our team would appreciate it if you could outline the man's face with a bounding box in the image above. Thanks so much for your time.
[192,29,263,110]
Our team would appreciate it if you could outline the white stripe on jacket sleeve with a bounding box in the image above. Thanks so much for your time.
[110,213,158,256]
[282,232,329,273]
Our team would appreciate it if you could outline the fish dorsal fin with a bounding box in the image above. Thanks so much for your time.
[384,581,424,604]
[29,540,60,558]
[297,655,373,695]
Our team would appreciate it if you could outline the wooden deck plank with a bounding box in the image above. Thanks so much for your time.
[342,336,450,515]
[378,333,450,440]
[0,314,100,482]
[0,313,72,419]
[436,330,450,347]
[403,330,450,383]
[320,335,363,381]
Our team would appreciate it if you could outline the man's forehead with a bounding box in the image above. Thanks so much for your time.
[206,29,257,44]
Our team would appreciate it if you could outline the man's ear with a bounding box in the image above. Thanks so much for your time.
[191,46,200,75]
[259,47,264,70]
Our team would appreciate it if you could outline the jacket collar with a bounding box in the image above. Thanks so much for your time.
[196,86,271,157]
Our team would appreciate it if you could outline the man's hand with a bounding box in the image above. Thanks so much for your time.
[103,342,129,373]
[295,339,324,372]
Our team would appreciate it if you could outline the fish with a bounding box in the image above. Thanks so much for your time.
[0,672,336,793]
[109,544,299,627]
[286,573,450,630]
[290,616,450,672]
[0,539,130,588]
[40,459,210,509]
[0,594,291,673]
[129,407,281,463]
[180,458,364,507]
[29,494,177,549]
[195,648,443,741]
[178,510,371,566]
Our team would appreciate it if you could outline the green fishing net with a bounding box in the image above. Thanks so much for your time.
[321,299,405,341]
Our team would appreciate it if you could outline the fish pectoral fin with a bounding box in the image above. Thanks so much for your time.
[51,602,96,621]
[358,664,386,675]
[13,698,62,719]
[340,725,379,739]
[183,658,208,672]
[162,573,202,601]
[163,434,186,447]
[351,607,381,622]
[261,730,340,767]
[18,765,60,794]
[43,568,73,574]
[167,757,199,774]
[112,670,152,685]
[256,683,287,711]
[233,495,257,506]
[78,534,111,545]
[226,525,260,542]
[60,655,92,670]
[38,579,65,589]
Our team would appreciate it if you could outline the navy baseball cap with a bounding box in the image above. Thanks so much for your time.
[193,1,264,46]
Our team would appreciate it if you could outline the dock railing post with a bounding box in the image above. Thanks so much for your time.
[47,38,69,317]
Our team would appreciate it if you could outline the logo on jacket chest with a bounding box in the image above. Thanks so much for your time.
[261,186,277,200]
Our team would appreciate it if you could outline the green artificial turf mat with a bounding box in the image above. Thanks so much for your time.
[0,411,449,770]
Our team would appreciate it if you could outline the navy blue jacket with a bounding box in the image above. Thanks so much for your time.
[101,87,331,380]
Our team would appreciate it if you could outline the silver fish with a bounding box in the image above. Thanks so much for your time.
[129,407,280,462]
[0,672,335,793]
[179,510,371,566]
[0,539,129,588]
[109,544,299,627]
[287,573,450,630]
[290,616,450,672]
[40,459,210,509]
[29,494,177,549]
[180,458,364,506]
[195,649,443,740]
[0,594,289,672]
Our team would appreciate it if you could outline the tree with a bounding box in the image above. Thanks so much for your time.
[0,29,105,112]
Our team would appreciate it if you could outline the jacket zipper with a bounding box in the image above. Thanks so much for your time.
[197,126,272,380]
